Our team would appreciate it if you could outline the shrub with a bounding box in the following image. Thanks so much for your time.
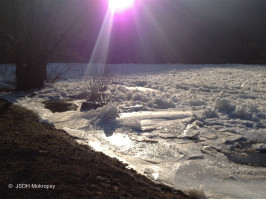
[83,64,113,104]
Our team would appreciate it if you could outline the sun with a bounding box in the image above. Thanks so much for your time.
[108,0,135,13]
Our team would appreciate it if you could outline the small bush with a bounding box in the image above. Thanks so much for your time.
[83,64,113,104]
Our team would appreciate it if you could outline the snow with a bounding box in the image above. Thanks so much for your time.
[215,98,236,113]
[0,64,15,88]
[85,102,119,125]
[38,118,54,125]
[1,63,266,198]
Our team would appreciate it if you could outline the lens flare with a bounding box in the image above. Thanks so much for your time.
[108,0,135,13]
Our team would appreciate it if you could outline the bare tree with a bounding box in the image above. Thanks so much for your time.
[0,0,99,90]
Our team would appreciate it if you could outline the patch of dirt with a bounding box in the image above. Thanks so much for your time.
[43,99,78,113]
[80,101,104,111]
[0,98,190,198]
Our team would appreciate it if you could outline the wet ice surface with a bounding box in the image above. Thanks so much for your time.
[1,64,266,198]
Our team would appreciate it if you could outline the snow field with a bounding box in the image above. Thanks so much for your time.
[1,63,266,198]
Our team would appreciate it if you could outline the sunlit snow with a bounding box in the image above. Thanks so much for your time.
[1,63,266,198]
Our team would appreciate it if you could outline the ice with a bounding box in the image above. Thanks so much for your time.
[234,103,258,120]
[120,110,193,120]
[38,118,54,125]
[0,64,15,88]
[144,166,160,180]
[252,143,266,153]
[1,63,266,198]
[125,86,157,93]
[152,98,176,109]
[215,98,236,113]
[200,108,218,119]
[178,123,200,140]
[105,132,132,150]
[122,104,143,112]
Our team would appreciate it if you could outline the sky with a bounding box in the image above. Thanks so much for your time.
[81,0,266,64]
[0,0,265,64]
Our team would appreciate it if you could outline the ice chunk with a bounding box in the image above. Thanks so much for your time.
[201,146,218,157]
[215,99,235,113]
[234,104,258,120]
[201,108,218,119]
[178,122,200,140]
[252,144,266,153]
[144,167,159,180]
[97,103,118,120]
[122,104,143,112]
[153,98,176,109]
[38,118,54,125]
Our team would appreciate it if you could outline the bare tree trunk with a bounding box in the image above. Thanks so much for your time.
[15,61,26,90]
[2,0,96,90]
[15,43,26,90]
[16,63,47,90]
[15,46,47,90]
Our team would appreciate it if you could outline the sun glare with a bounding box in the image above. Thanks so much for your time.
[108,0,135,13]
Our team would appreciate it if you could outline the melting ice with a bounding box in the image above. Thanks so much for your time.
[1,63,266,198]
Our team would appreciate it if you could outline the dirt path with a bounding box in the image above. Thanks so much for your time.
[0,98,190,198]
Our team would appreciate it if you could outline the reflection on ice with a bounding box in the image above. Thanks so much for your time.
[120,110,193,120]
[105,133,132,149]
